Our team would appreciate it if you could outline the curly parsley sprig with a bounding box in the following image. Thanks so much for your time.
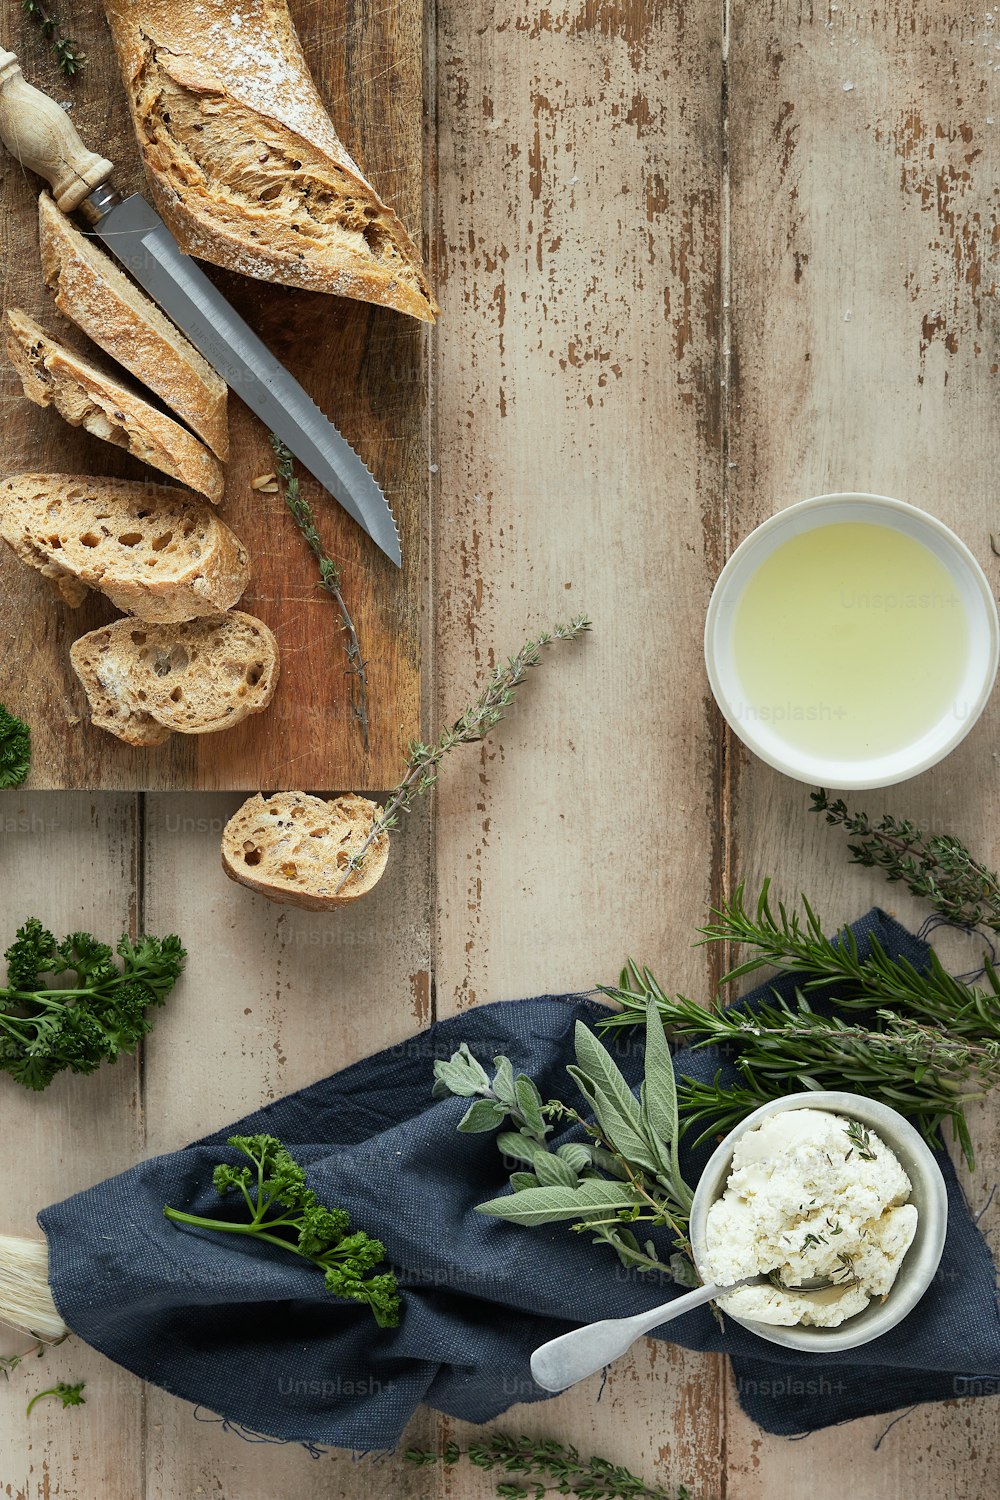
[0,920,185,1090]
[164,1135,401,1328]
[25,1380,85,1417]
[0,704,31,789]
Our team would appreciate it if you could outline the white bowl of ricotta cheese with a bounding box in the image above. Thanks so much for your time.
[688,1091,948,1352]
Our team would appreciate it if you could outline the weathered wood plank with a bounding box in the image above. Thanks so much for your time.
[0,0,425,791]
[139,791,436,1495]
[724,2,1000,1492]
[432,0,725,1494]
[0,793,144,1499]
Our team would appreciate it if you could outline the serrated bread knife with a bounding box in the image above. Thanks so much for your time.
[0,46,402,567]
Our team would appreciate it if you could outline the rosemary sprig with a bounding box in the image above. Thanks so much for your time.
[811,789,1000,933]
[404,1432,690,1500]
[598,975,999,1167]
[336,616,591,892]
[270,437,369,752]
[22,0,84,75]
[694,880,1000,1044]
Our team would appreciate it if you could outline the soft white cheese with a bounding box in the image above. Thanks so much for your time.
[704,1108,918,1328]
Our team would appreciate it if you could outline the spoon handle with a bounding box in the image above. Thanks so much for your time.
[530,1281,727,1393]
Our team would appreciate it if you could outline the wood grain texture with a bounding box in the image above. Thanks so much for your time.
[0,0,425,791]
[140,791,436,1497]
[3,0,1000,1495]
[0,794,145,1498]
[723,2,1000,1493]
[431,0,726,1494]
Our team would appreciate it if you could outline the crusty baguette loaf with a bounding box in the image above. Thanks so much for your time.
[6,310,224,503]
[102,0,438,323]
[71,610,279,744]
[0,472,250,621]
[38,194,230,460]
[221,791,389,909]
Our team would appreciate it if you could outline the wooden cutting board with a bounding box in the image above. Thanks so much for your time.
[0,0,426,790]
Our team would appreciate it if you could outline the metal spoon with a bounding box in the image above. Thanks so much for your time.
[529,1274,833,1392]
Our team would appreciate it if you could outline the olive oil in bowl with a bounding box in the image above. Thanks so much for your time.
[704,494,1000,789]
[732,522,967,762]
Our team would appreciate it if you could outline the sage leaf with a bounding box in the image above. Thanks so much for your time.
[669,1253,700,1287]
[567,1044,662,1177]
[491,1055,517,1106]
[640,995,678,1147]
[476,1179,637,1227]
[514,1075,548,1138]
[432,1043,491,1098]
[509,1171,539,1190]
[640,997,693,1208]
[555,1142,593,1171]
[533,1152,580,1189]
[496,1131,549,1167]
[457,1099,509,1133]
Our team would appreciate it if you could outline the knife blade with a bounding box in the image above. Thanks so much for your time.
[0,46,402,567]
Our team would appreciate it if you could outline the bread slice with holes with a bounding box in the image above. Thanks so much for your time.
[38,193,230,460]
[1,472,250,621]
[221,791,390,909]
[6,310,224,503]
[70,610,279,745]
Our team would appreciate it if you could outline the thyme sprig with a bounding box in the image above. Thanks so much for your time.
[811,789,1000,932]
[0,1337,59,1380]
[404,1433,690,1500]
[21,0,84,75]
[336,616,591,892]
[270,437,370,752]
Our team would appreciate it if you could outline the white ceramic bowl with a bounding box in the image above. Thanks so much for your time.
[688,1091,949,1353]
[704,493,999,789]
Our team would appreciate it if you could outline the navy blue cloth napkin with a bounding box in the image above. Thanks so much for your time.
[39,909,1000,1446]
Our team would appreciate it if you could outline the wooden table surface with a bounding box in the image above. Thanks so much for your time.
[3,0,1000,1495]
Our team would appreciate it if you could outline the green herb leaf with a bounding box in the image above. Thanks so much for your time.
[491,1055,517,1106]
[568,1023,662,1175]
[531,1152,580,1189]
[433,1043,491,1097]
[476,1179,638,1227]
[457,1099,509,1133]
[513,1074,547,1138]
[643,996,694,1209]
[495,1130,548,1166]
[555,1142,593,1171]
[0,705,31,789]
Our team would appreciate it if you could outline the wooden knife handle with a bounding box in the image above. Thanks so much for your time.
[0,47,113,211]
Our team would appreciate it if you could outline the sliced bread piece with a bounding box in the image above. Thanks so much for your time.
[1,472,250,621]
[71,610,279,743]
[39,193,230,459]
[68,626,172,746]
[6,309,224,503]
[102,0,438,323]
[221,791,390,909]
